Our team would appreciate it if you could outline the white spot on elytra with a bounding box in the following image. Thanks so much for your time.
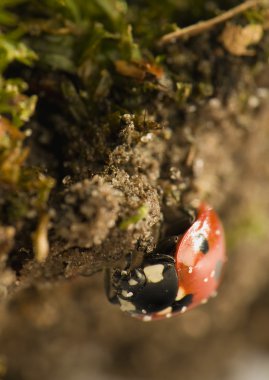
[119,298,136,312]
[156,307,172,316]
[188,266,193,274]
[215,230,220,236]
[144,264,164,283]
[201,298,208,304]
[176,287,186,301]
[181,306,187,314]
[211,290,218,298]
[143,316,152,322]
[210,270,215,278]
[204,277,209,283]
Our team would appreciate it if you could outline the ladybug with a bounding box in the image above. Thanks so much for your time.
[105,203,226,321]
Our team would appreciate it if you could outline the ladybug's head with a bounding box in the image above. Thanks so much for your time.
[107,255,179,316]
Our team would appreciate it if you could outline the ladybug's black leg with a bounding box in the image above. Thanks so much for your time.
[122,252,133,270]
[164,213,194,236]
[162,206,196,237]
[146,253,176,267]
[154,235,179,257]
[122,251,145,271]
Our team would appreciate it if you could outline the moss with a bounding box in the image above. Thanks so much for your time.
[0,0,268,276]
[119,204,149,230]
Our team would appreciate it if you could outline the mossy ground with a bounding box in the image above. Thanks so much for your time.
[0,1,269,379]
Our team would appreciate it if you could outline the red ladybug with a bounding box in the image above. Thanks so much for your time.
[105,203,226,321]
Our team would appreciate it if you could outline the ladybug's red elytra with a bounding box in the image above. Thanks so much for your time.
[105,203,226,321]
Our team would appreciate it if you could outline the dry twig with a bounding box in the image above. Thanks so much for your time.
[159,0,265,45]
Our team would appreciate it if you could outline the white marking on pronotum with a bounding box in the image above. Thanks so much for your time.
[119,298,136,312]
[128,278,138,286]
[144,264,164,283]
[166,313,172,319]
[210,270,215,278]
[176,287,186,301]
[121,290,133,298]
[156,307,172,316]
[204,277,209,283]
[143,315,152,322]
[142,309,147,314]
[136,270,144,279]
[181,306,187,314]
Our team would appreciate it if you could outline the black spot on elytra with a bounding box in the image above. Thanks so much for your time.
[199,236,209,254]
[172,294,193,312]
